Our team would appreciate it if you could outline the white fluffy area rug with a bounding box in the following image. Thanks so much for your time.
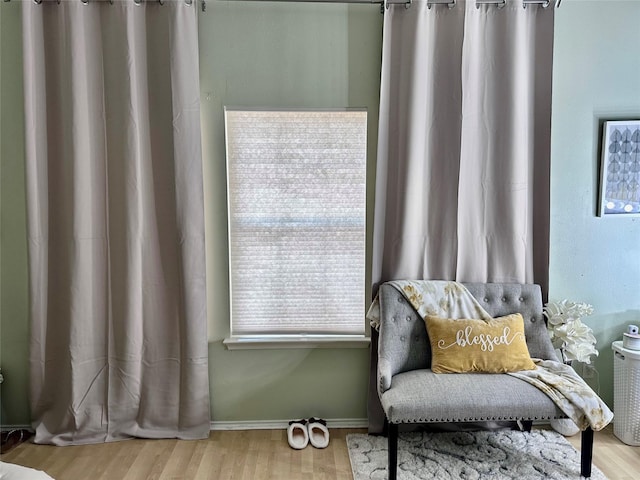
[347,429,607,480]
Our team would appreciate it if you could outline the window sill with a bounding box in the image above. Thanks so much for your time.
[223,334,371,350]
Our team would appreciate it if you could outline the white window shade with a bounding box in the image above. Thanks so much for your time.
[225,108,367,338]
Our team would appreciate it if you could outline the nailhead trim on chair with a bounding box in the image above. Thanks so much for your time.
[395,415,556,423]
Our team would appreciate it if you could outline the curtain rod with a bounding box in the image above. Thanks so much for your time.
[9,0,559,7]
[214,0,557,6]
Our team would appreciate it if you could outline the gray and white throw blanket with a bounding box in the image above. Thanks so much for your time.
[367,280,613,432]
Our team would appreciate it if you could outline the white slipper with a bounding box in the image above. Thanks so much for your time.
[307,417,329,449]
[287,419,309,449]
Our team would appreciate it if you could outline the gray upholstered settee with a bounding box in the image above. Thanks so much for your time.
[376,282,594,479]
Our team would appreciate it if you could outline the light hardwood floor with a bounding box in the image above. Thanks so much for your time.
[567,426,640,480]
[1,426,638,480]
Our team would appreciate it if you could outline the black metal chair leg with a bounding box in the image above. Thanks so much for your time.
[388,422,398,480]
[521,420,533,432]
[581,426,594,479]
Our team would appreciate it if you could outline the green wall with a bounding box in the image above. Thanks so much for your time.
[2,0,640,426]
[199,2,382,423]
[0,0,29,425]
[549,0,640,407]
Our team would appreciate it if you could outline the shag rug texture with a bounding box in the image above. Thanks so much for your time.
[347,429,607,480]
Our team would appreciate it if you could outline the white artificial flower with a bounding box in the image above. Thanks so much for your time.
[543,301,568,327]
[551,322,571,348]
[565,319,597,343]
[563,339,599,364]
[544,299,597,366]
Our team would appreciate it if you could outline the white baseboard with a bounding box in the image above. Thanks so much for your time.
[210,418,368,431]
[1,420,369,434]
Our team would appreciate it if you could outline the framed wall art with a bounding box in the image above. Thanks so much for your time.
[598,119,640,217]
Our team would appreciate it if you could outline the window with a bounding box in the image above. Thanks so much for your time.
[223,108,367,348]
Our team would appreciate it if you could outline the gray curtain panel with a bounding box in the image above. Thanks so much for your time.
[22,0,210,444]
[369,0,555,432]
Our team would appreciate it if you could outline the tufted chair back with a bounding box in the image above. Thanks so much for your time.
[377,282,559,391]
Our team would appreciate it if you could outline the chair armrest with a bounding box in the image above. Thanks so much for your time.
[378,357,393,395]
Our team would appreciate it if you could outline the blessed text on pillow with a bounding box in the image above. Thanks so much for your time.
[424,313,537,373]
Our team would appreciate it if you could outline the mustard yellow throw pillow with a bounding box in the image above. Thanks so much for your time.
[424,313,537,374]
